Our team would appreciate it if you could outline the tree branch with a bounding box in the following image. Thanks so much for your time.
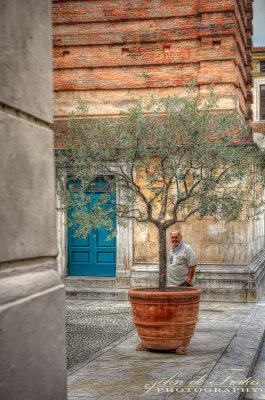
[158,177,173,221]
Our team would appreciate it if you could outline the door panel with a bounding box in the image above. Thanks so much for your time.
[96,229,116,247]
[72,236,89,246]
[68,179,116,276]
[97,253,115,263]
[94,227,116,276]
[72,252,89,262]
[68,210,93,276]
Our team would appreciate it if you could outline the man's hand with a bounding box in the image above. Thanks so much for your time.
[186,265,196,285]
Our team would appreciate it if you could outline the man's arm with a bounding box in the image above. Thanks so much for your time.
[186,265,196,285]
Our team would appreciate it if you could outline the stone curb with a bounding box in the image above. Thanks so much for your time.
[193,297,265,400]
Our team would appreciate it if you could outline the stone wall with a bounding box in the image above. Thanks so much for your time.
[132,216,265,302]
[0,1,67,398]
[134,218,251,266]
[133,216,264,269]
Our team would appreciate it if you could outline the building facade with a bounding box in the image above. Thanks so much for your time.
[52,0,265,302]
[252,46,265,147]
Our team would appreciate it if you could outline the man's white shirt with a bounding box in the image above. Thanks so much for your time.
[167,242,197,286]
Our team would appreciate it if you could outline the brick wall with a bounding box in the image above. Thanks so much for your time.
[253,122,265,135]
[52,0,253,147]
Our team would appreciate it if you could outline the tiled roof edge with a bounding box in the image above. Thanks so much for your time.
[253,46,265,52]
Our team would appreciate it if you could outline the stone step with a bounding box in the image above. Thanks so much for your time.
[64,277,130,289]
[196,278,249,289]
[65,286,129,301]
[199,287,257,302]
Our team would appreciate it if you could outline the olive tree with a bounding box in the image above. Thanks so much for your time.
[56,87,265,291]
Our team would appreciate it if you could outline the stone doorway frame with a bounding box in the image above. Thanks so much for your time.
[56,169,133,283]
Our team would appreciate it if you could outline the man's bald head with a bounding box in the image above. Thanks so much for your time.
[171,230,182,249]
[171,230,181,237]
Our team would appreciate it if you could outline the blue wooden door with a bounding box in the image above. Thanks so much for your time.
[68,179,116,276]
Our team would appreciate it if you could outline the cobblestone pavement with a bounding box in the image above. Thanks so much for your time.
[65,300,135,368]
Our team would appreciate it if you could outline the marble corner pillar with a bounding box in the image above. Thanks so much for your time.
[0,0,67,399]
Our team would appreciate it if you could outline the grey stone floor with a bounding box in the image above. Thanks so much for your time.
[66,299,265,400]
[66,299,134,368]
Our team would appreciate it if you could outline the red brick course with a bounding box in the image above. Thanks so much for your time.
[53,0,199,24]
[53,37,244,70]
[253,47,265,53]
[54,64,199,91]
[53,14,235,47]
[253,122,265,135]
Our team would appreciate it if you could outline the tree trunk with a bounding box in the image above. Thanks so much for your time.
[158,227,167,291]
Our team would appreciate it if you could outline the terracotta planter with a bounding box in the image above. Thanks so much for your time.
[128,286,201,355]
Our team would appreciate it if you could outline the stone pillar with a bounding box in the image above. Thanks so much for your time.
[0,1,67,399]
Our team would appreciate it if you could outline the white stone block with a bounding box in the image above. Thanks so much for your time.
[0,112,57,261]
[0,268,67,400]
[0,0,52,122]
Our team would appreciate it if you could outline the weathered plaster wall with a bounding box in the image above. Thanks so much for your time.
[0,1,67,398]
[133,218,250,266]
[134,215,264,266]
